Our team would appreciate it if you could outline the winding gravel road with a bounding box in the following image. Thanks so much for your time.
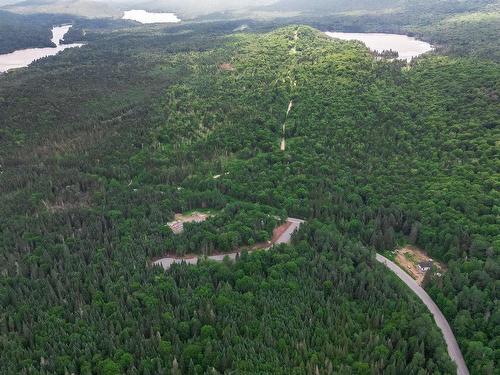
[274,217,303,244]
[153,218,304,269]
[376,254,469,375]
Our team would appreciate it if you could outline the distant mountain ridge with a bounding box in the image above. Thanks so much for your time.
[268,0,405,12]
[1,0,276,18]
[2,0,121,17]
[267,0,498,13]
[2,0,497,19]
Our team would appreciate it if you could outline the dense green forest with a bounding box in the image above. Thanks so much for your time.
[0,10,498,375]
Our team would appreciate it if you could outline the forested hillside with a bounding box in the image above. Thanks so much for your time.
[0,10,74,53]
[269,0,497,13]
[2,0,121,18]
[228,0,500,61]
[0,16,498,375]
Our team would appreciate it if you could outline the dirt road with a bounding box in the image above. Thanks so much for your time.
[154,217,304,269]
[376,254,469,375]
[275,217,303,244]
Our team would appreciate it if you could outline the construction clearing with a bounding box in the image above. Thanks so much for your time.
[394,245,445,285]
[167,212,212,234]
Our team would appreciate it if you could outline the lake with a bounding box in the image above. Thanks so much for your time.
[325,32,433,61]
[0,25,83,73]
[122,10,181,24]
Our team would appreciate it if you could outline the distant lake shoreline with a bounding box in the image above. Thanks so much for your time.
[0,25,83,73]
[325,32,433,61]
[122,10,181,24]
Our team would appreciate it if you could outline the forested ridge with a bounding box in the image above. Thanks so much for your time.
[0,17,498,375]
[203,0,500,61]
[0,11,76,54]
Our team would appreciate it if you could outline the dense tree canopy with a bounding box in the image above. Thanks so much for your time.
[0,13,498,375]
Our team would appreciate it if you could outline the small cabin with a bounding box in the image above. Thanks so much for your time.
[418,260,433,272]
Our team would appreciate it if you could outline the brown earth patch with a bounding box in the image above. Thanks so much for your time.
[173,212,210,223]
[271,221,292,242]
[219,63,235,71]
[167,211,211,234]
[395,245,445,285]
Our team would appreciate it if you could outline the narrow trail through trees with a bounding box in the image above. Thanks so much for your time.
[281,29,299,151]
[281,100,293,151]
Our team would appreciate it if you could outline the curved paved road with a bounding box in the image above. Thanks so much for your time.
[376,254,469,375]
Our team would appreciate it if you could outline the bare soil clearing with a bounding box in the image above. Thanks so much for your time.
[395,245,444,285]
[272,221,292,242]
[219,63,235,71]
[167,211,211,234]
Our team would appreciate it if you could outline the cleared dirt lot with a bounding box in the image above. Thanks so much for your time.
[395,245,444,285]
[167,211,212,234]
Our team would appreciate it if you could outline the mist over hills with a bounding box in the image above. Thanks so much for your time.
[2,0,120,17]
[266,0,499,16]
[2,0,497,21]
[1,0,276,18]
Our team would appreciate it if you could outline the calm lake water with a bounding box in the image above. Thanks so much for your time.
[0,25,83,73]
[325,32,433,61]
[122,10,181,24]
